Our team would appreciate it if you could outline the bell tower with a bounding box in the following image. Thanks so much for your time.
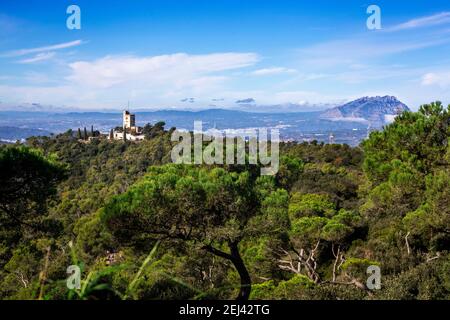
[123,110,136,128]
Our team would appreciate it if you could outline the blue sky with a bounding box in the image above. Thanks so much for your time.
[1,0,450,111]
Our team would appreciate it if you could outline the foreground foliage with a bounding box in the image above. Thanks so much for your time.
[0,103,449,300]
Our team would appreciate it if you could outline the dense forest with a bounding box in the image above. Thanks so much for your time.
[0,102,449,300]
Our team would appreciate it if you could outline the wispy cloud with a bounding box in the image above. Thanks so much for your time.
[0,52,260,108]
[388,12,450,31]
[295,12,450,71]
[299,37,449,67]
[17,52,56,64]
[251,67,297,76]
[2,40,84,57]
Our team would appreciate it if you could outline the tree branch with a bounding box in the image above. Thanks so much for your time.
[202,244,233,260]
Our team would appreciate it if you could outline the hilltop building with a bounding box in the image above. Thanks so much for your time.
[328,132,335,144]
[110,110,146,141]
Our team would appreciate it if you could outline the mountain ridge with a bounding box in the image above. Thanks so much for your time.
[320,96,410,127]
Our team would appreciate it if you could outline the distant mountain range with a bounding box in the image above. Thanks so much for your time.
[0,96,411,145]
[320,96,409,127]
[0,96,408,121]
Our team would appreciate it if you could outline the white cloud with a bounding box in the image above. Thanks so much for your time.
[422,73,439,85]
[17,52,55,64]
[388,12,450,31]
[421,72,450,88]
[251,67,297,76]
[67,52,259,88]
[2,40,84,57]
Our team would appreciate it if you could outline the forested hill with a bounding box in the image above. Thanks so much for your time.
[0,102,449,300]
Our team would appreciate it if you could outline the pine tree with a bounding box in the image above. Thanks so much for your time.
[123,126,127,142]
[77,128,82,140]
[91,125,94,137]
[84,127,88,140]
[109,128,114,140]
